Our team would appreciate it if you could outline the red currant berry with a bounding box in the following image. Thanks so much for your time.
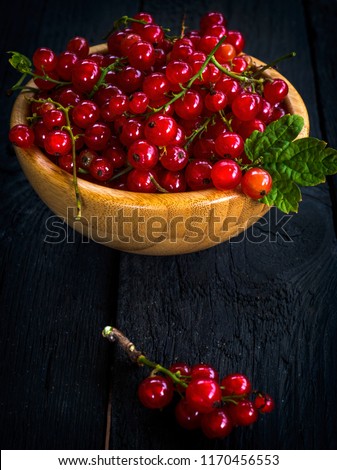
[128,41,156,71]
[226,30,245,54]
[204,90,228,112]
[127,139,159,170]
[127,169,157,193]
[191,364,219,381]
[131,12,155,33]
[241,167,272,199]
[103,146,126,169]
[108,94,129,116]
[221,373,252,396]
[33,47,57,72]
[185,160,213,190]
[58,153,73,173]
[232,93,260,121]
[175,399,202,430]
[214,43,236,63]
[160,146,188,171]
[169,362,191,377]
[33,69,59,90]
[42,108,67,130]
[211,159,242,190]
[144,114,178,146]
[254,394,275,413]
[114,66,144,94]
[83,123,111,151]
[201,409,233,439]
[263,79,288,105]
[71,59,101,93]
[165,61,192,85]
[120,33,142,56]
[185,378,222,413]
[142,72,170,101]
[174,90,203,120]
[214,132,244,159]
[200,12,226,32]
[77,148,98,170]
[228,399,258,426]
[119,118,145,147]
[44,129,72,156]
[160,170,187,192]
[139,24,164,45]
[66,36,89,59]
[72,100,100,129]
[138,376,173,409]
[32,120,49,147]
[238,119,266,140]
[9,124,35,148]
[56,51,78,81]
[89,157,114,181]
[128,92,149,114]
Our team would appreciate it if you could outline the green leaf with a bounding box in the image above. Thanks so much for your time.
[244,114,304,162]
[7,51,32,73]
[261,174,302,213]
[320,147,337,175]
[264,137,329,186]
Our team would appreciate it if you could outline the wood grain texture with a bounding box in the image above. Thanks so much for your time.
[0,0,337,452]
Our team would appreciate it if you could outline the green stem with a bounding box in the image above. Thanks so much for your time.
[137,355,187,387]
[151,36,227,114]
[109,164,132,182]
[88,58,127,98]
[29,97,82,219]
[252,51,296,77]
[184,115,214,149]
[150,174,168,193]
[211,56,264,85]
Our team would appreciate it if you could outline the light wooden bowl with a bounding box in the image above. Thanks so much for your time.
[10,44,309,255]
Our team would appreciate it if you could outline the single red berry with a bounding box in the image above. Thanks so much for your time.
[42,108,67,130]
[120,33,142,56]
[77,148,98,170]
[160,170,187,192]
[211,159,242,190]
[201,409,233,439]
[32,120,49,147]
[142,72,170,101]
[169,362,191,377]
[165,61,193,85]
[185,378,222,413]
[191,364,219,381]
[254,393,275,413]
[160,146,188,171]
[127,169,157,193]
[89,157,114,181]
[214,132,244,159]
[72,100,100,129]
[71,59,101,93]
[238,119,266,140]
[103,146,126,169]
[228,399,258,426]
[137,376,174,409]
[214,43,236,63]
[144,114,178,146]
[226,30,245,54]
[241,167,273,199]
[174,90,203,120]
[108,94,129,116]
[33,47,57,72]
[204,90,228,112]
[185,160,213,190]
[9,124,35,148]
[200,12,226,32]
[119,118,145,147]
[58,153,74,173]
[221,373,252,396]
[175,399,202,430]
[128,92,149,114]
[33,69,59,90]
[66,36,89,59]
[127,139,159,170]
[139,24,164,45]
[232,92,260,121]
[128,41,156,71]
[114,66,144,94]
[44,129,72,156]
[263,79,289,105]
[83,123,111,151]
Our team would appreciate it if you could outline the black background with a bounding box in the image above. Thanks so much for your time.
[1,0,337,450]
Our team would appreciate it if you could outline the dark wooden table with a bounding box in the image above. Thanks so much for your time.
[1,0,337,450]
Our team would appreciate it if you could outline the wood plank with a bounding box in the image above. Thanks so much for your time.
[109,0,337,450]
[0,0,140,450]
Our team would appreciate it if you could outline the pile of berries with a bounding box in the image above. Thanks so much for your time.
[9,11,289,199]
[139,362,274,439]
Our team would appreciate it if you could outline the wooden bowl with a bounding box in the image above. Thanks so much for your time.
[10,45,309,255]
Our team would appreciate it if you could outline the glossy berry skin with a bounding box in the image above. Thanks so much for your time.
[175,399,202,430]
[71,59,101,93]
[160,146,188,171]
[191,364,219,381]
[137,376,174,409]
[263,79,289,105]
[254,394,275,413]
[169,362,192,377]
[200,12,226,32]
[232,93,260,121]
[128,92,149,114]
[226,30,245,54]
[89,157,114,181]
[211,159,242,190]
[241,168,272,199]
[83,123,111,151]
[160,170,187,192]
[142,72,170,101]
[185,160,213,190]
[215,132,244,159]
[221,373,252,396]
[174,90,203,120]
[204,90,228,112]
[72,100,100,128]
[144,114,178,146]
[165,61,192,85]
[33,47,57,72]
[44,129,72,156]
[228,399,258,426]
[127,169,157,193]
[9,124,35,148]
[127,139,159,170]
[58,153,73,173]
[185,378,222,413]
[66,36,89,59]
[128,41,155,71]
[201,409,233,439]
[77,148,98,170]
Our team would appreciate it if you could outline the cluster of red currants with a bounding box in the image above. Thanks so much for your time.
[138,362,274,439]
[9,11,289,199]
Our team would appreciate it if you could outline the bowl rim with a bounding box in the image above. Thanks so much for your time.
[10,44,310,208]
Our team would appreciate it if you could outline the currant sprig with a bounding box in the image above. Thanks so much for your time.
[102,326,274,439]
